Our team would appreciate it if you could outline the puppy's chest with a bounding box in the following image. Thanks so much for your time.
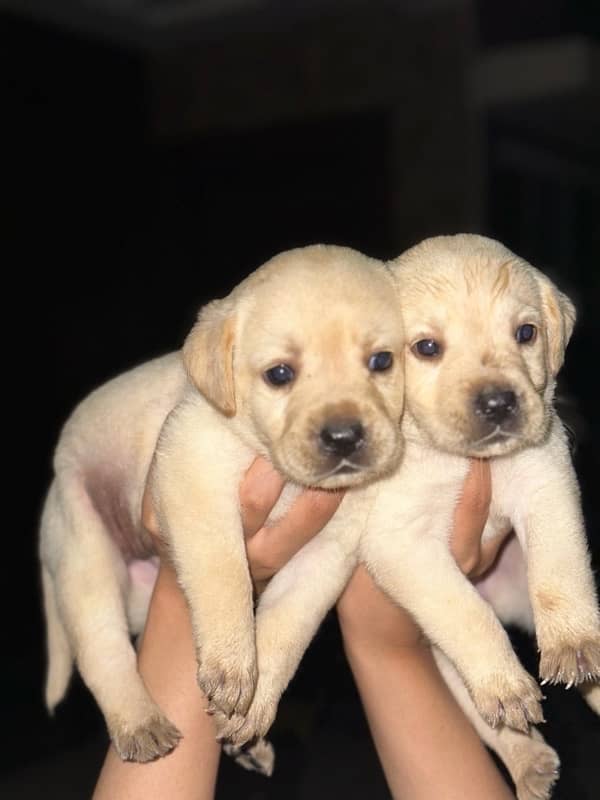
[486,459,531,542]
[395,444,513,543]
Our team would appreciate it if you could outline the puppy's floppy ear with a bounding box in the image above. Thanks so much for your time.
[537,274,576,376]
[183,299,237,416]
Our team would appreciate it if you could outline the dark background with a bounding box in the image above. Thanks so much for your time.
[3,0,599,797]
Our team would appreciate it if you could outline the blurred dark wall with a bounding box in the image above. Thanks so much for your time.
[4,1,599,797]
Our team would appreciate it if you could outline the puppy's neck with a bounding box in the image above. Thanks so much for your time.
[400,409,437,451]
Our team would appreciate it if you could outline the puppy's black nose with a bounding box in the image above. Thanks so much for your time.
[474,388,518,424]
[320,419,365,457]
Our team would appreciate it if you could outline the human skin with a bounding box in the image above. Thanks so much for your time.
[337,460,513,800]
[93,458,514,800]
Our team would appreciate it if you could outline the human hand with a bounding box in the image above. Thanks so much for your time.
[238,456,506,592]
[336,458,509,651]
[143,457,505,636]
[334,460,516,800]
[450,457,509,579]
[239,458,344,586]
[142,457,343,591]
[132,458,514,800]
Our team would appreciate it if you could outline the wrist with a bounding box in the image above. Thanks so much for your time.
[338,606,427,661]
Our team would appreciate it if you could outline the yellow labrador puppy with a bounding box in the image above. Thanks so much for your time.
[39,245,405,762]
[388,234,599,697]
[217,235,598,800]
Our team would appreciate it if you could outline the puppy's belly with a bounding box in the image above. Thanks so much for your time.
[128,556,160,586]
[125,557,159,634]
[85,467,154,561]
[475,534,534,632]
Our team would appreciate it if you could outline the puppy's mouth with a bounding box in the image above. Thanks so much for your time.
[469,426,522,452]
[317,459,364,480]
[464,384,527,455]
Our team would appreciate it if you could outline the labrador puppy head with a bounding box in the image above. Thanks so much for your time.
[184,245,405,488]
[389,234,575,458]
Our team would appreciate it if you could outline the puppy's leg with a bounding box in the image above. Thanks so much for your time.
[363,522,543,732]
[477,534,600,722]
[153,400,257,718]
[41,479,180,762]
[213,504,363,745]
[433,648,560,800]
[512,453,600,688]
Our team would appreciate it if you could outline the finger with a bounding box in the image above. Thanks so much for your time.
[458,457,492,518]
[450,458,492,575]
[240,458,286,538]
[246,488,344,581]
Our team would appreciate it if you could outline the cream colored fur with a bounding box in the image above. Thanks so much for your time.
[213,235,598,800]
[40,236,598,799]
[39,245,405,762]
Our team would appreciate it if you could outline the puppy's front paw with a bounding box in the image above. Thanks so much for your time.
[213,692,277,747]
[197,645,258,718]
[223,737,275,777]
[539,636,600,688]
[108,711,181,762]
[471,672,544,732]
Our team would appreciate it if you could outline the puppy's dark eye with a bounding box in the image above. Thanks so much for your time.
[515,324,537,344]
[412,339,441,358]
[368,351,393,372]
[264,364,295,387]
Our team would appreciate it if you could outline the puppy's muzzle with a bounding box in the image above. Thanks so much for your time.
[319,417,365,459]
[473,386,519,431]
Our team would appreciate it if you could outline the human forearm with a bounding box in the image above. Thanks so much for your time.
[93,564,220,800]
[336,459,515,800]
[341,624,514,800]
